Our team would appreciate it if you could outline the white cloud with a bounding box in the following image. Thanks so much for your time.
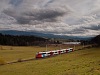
[0,0,100,37]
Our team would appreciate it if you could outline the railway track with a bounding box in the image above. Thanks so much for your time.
[2,45,93,65]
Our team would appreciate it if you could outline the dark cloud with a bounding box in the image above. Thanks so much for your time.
[0,0,100,37]
[83,24,100,30]
[55,28,87,34]
[69,28,87,34]
[26,9,65,21]
[16,16,31,24]
[73,29,86,34]
[3,8,66,24]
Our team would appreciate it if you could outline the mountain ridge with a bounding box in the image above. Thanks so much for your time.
[0,30,93,40]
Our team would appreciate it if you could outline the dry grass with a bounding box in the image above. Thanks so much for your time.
[0,58,6,65]
[0,45,100,75]
[0,45,80,62]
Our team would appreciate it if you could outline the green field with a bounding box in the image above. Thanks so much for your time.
[0,46,100,75]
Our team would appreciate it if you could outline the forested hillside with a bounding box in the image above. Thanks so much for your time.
[91,35,100,46]
[0,33,48,46]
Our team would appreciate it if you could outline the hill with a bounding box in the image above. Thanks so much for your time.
[91,35,100,46]
[0,33,48,46]
[0,30,92,40]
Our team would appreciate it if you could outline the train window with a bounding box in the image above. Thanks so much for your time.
[42,53,46,54]
[55,52,57,53]
[48,53,51,54]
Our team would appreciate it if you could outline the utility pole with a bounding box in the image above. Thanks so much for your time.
[74,45,75,51]
[46,44,47,51]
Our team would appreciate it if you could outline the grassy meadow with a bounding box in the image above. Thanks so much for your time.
[0,45,78,62]
[0,45,100,75]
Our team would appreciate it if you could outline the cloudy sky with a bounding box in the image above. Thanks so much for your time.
[0,0,100,37]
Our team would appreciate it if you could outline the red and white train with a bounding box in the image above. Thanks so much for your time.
[36,48,74,58]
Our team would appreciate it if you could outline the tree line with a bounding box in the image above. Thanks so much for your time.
[0,33,99,46]
[91,35,100,46]
[0,33,48,46]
